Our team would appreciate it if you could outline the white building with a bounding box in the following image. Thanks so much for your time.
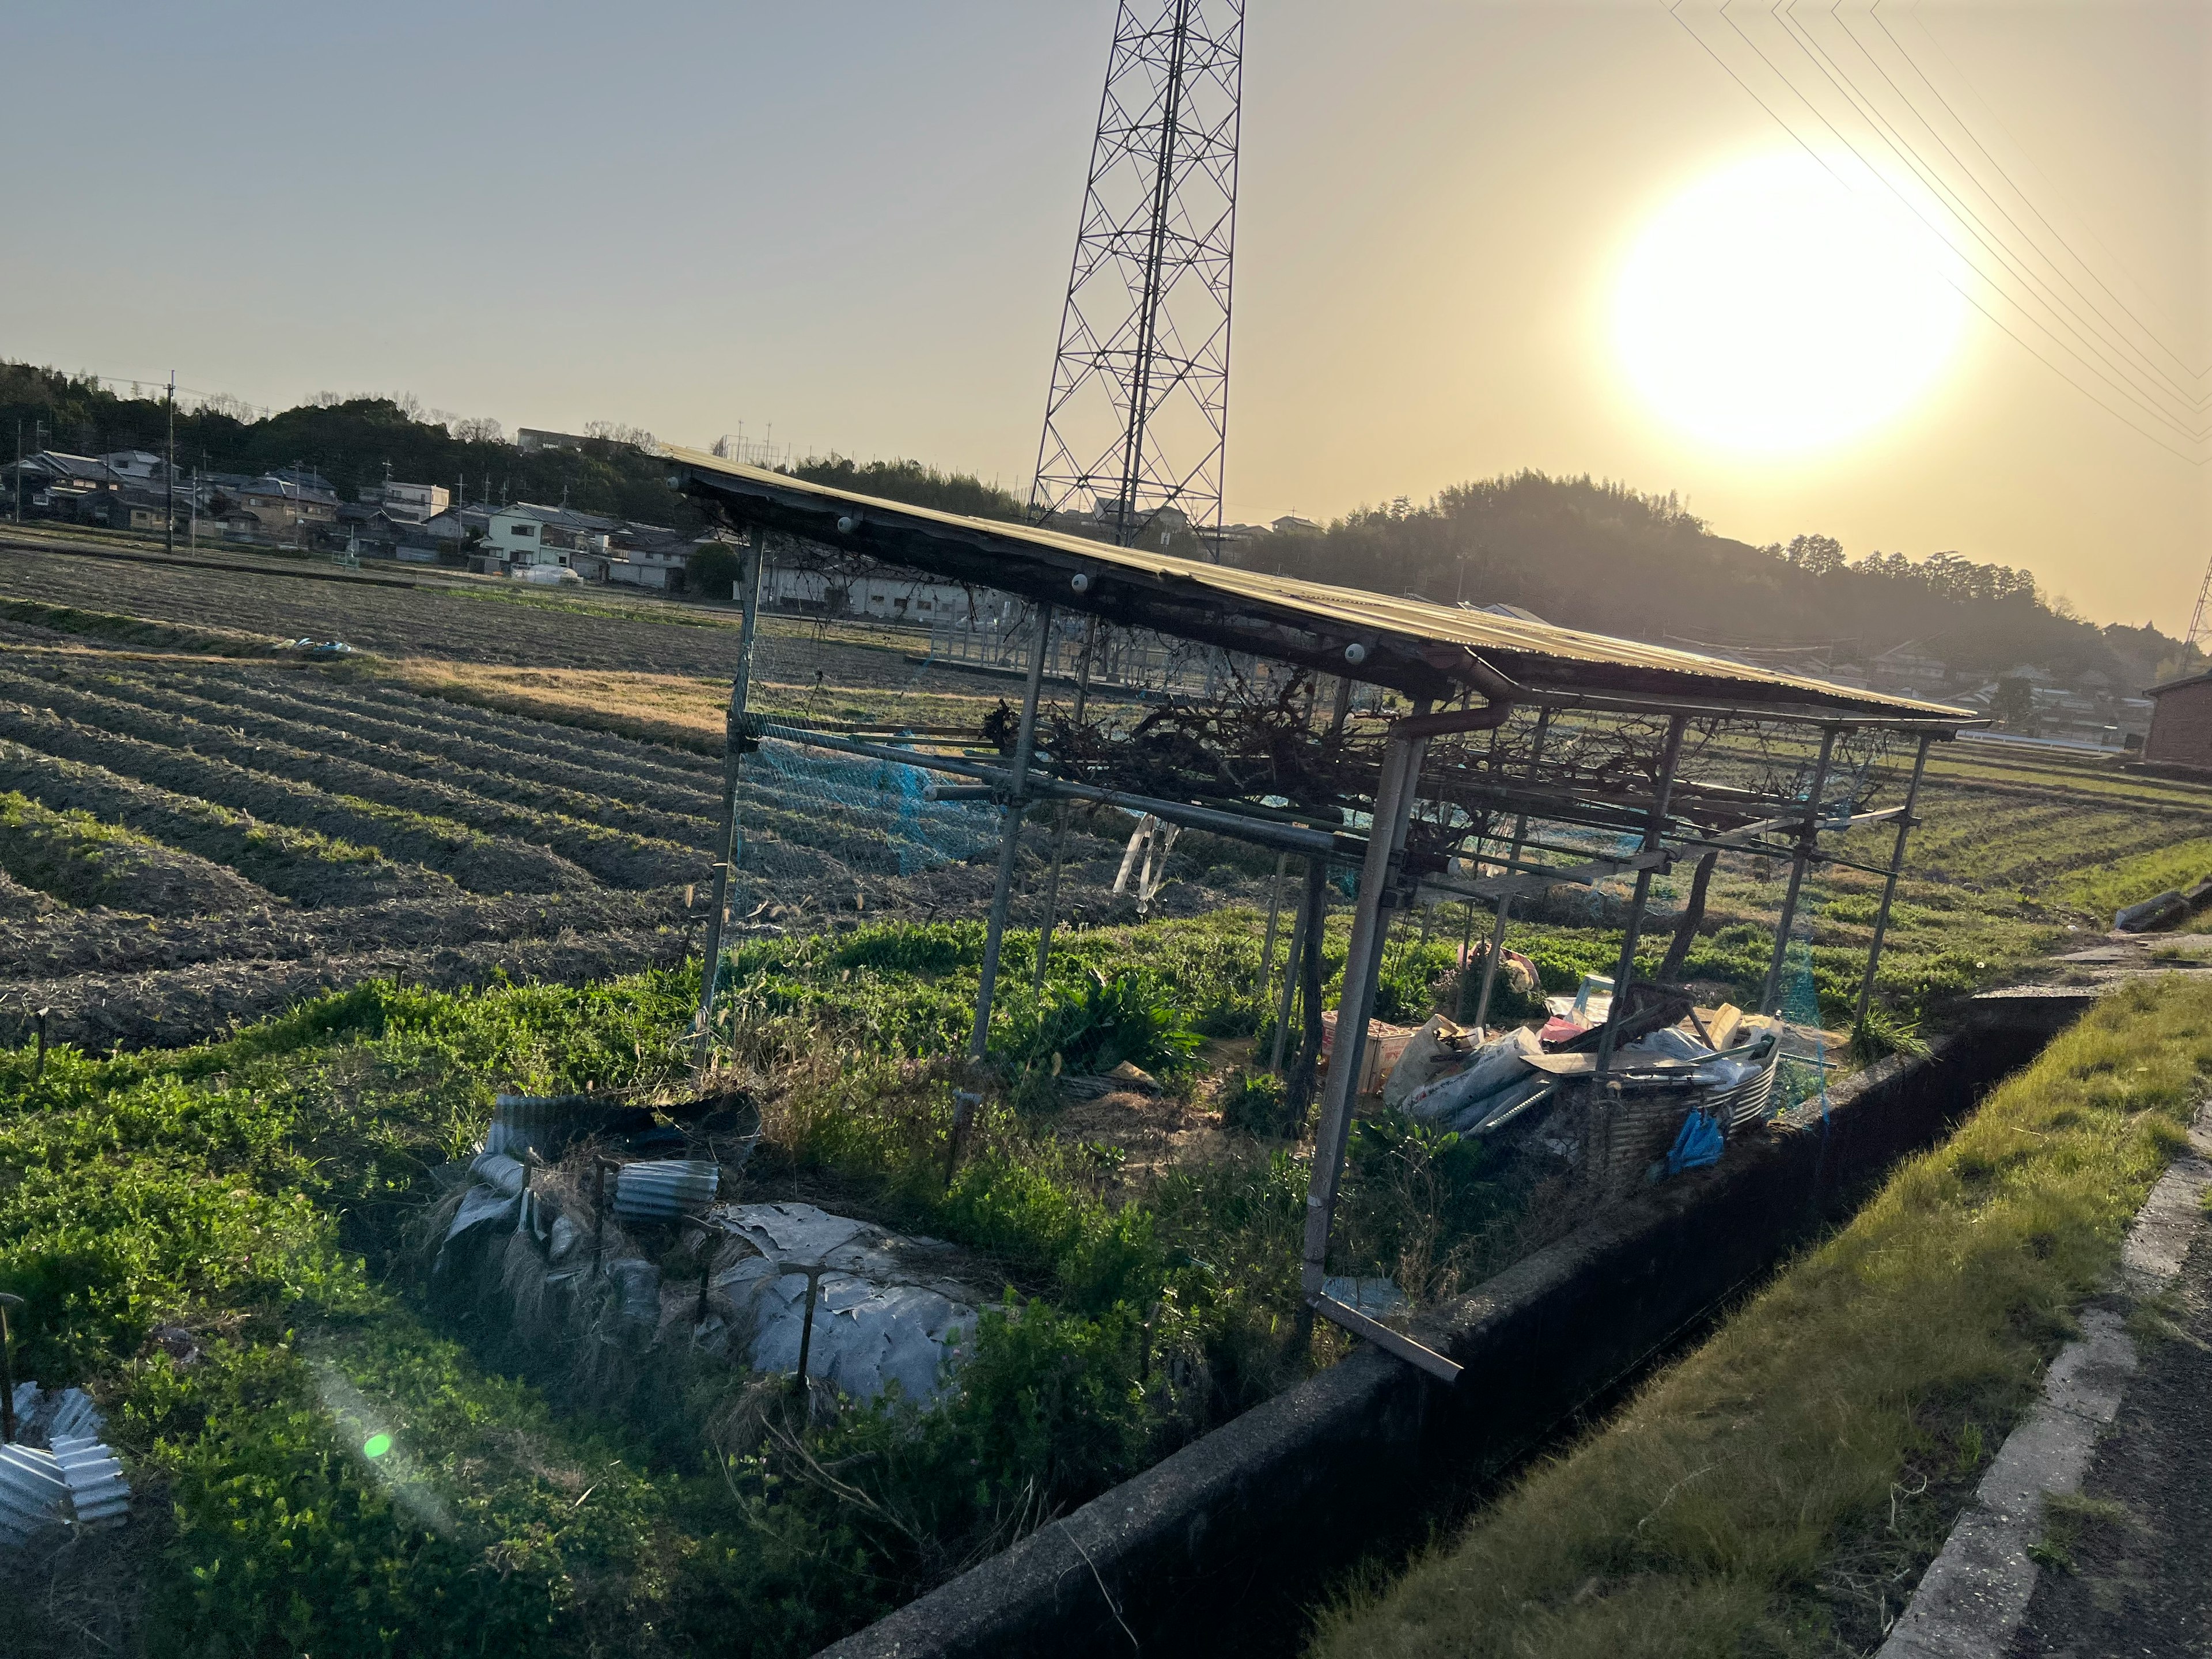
[760,562,1019,627]
[486,503,616,570]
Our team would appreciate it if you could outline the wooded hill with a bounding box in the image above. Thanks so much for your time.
[1242,472,2191,693]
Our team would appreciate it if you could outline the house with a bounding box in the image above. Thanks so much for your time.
[357,480,450,518]
[103,486,176,533]
[1271,514,1320,536]
[233,475,340,541]
[485,502,616,572]
[6,450,123,519]
[2142,672,2212,770]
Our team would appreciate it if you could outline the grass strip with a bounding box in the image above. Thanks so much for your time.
[0,597,289,658]
[1309,975,2212,1659]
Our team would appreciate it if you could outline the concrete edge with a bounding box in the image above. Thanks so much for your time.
[816,1016,2050,1659]
[1878,1104,2212,1658]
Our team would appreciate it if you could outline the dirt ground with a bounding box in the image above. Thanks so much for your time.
[0,570,1266,1051]
[2005,1227,2212,1658]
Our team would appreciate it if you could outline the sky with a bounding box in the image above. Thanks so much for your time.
[2,2,2204,631]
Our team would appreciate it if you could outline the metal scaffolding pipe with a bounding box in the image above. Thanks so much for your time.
[1301,704,1433,1304]
[1031,613,1100,991]
[691,538,764,1069]
[1760,725,1840,1016]
[969,605,1055,1059]
[1853,732,1934,1029]
[748,721,1346,858]
[1471,707,1552,1029]
[1595,713,1690,1078]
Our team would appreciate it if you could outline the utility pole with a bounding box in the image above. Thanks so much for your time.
[294,459,305,552]
[164,370,177,554]
[11,419,20,524]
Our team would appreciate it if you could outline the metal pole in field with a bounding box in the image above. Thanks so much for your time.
[1595,714,1689,1078]
[1471,707,1553,1031]
[691,532,766,1069]
[1256,850,1287,1002]
[970,601,1055,1060]
[1301,707,1432,1305]
[1853,732,1934,1029]
[1269,875,1308,1073]
[1283,675,1355,1115]
[1031,611,1099,992]
[1760,725,1841,1017]
[164,371,176,555]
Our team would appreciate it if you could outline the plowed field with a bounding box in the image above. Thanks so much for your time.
[0,559,1092,1044]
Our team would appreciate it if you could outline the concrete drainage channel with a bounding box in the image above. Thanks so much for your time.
[817,990,2088,1659]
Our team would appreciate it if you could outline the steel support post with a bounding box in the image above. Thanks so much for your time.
[1301,713,1431,1302]
[1760,725,1840,1016]
[1853,732,1933,1029]
[969,603,1055,1060]
[690,537,765,1069]
[1257,850,1288,996]
[1031,613,1099,992]
[1268,877,1308,1073]
[1283,676,1355,1115]
[1595,714,1689,1077]
[1471,708,1552,1031]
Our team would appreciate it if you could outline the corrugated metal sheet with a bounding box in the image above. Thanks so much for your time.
[666,446,1976,726]
[612,1160,720,1221]
[0,1444,70,1545]
[52,1436,128,1530]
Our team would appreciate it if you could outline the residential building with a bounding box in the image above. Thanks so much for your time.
[232,475,340,541]
[358,480,451,518]
[485,502,616,571]
[5,451,122,519]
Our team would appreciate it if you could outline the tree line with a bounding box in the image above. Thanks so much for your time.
[1240,471,2189,691]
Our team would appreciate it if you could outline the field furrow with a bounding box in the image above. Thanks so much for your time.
[178,664,729,785]
[1,669,701,889]
[0,787,280,915]
[141,669,724,817]
[0,737,451,906]
[0,700,590,895]
[1,925,693,1052]
[48,666,722,851]
[0,884,696,980]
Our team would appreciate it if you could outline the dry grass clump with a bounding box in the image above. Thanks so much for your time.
[1309,976,2212,1659]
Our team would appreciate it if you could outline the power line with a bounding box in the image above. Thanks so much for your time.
[1725,3,2206,445]
[1781,2,2206,425]
[1873,1,2209,383]
[1665,2,2207,465]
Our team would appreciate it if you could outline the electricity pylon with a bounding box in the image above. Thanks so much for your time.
[1029,0,1244,554]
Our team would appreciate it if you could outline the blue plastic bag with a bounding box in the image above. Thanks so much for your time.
[1665,1107,1724,1176]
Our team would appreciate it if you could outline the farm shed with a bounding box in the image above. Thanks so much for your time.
[2141,670,2212,770]
[665,447,1983,1374]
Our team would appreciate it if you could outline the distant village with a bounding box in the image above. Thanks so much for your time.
[3,427,738,594]
[0,434,2162,755]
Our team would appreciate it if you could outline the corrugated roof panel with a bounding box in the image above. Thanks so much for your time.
[666,447,1976,726]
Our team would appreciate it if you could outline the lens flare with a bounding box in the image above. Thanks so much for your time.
[1614,150,1967,453]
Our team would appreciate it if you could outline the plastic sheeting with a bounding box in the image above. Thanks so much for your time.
[711,1203,978,1404]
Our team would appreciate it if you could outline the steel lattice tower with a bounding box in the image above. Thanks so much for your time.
[1029,0,1243,553]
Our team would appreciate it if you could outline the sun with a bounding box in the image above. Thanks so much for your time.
[1613,150,1968,454]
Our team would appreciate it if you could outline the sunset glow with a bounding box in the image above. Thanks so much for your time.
[1614,150,1969,454]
